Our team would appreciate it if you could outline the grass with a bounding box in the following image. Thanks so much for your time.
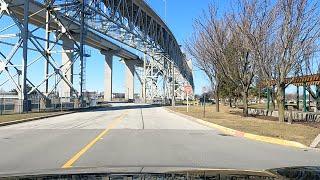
[0,104,111,124]
[168,105,320,146]
[0,111,68,124]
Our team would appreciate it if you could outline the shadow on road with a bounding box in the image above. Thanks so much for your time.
[89,104,162,112]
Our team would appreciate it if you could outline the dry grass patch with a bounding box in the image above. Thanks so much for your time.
[0,112,67,124]
[168,105,320,146]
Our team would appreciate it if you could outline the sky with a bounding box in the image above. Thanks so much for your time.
[0,0,228,95]
[146,0,213,95]
[0,0,303,96]
[85,0,231,95]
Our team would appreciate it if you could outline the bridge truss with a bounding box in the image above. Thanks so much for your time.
[0,0,194,112]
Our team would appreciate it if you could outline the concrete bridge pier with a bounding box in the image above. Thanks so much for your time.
[101,50,113,102]
[39,98,51,110]
[60,36,74,102]
[124,60,135,101]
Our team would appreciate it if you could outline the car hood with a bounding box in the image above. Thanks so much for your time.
[0,166,319,179]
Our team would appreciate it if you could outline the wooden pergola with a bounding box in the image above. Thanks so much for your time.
[260,74,320,112]
[262,74,320,86]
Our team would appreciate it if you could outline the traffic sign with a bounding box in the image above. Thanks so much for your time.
[202,86,208,94]
[184,85,192,94]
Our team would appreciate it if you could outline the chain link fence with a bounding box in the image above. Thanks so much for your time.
[0,92,102,115]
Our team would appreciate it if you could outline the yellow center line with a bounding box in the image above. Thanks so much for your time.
[61,112,127,168]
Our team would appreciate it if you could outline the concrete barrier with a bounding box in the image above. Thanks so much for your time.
[311,134,320,148]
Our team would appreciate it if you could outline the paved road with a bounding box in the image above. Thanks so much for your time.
[0,103,319,174]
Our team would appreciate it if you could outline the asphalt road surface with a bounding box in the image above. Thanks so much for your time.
[0,103,319,174]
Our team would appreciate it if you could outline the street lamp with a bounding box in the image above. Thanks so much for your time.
[162,0,167,23]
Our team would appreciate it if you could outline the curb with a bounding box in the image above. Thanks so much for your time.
[0,111,76,127]
[310,134,320,148]
[165,108,308,149]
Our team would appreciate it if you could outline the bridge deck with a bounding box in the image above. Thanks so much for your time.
[9,0,141,63]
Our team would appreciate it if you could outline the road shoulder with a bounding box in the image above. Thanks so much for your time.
[0,111,76,127]
[0,106,109,127]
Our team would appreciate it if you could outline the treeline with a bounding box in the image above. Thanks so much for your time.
[187,0,320,122]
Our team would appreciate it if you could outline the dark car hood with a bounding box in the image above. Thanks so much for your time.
[0,166,319,179]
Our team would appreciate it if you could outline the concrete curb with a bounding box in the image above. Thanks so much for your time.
[0,111,76,127]
[310,134,320,148]
[165,108,308,149]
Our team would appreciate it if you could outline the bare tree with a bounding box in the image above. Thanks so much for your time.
[258,0,320,122]
[187,2,260,116]
[188,0,320,121]
[186,26,221,112]
[202,2,266,116]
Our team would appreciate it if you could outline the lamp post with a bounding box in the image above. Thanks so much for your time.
[162,0,167,23]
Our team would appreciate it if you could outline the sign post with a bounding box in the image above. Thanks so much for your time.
[184,85,192,113]
[187,92,189,112]
[202,87,207,118]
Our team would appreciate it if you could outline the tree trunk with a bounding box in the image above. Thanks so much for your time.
[229,97,232,107]
[271,87,276,110]
[215,86,220,112]
[241,91,249,117]
[316,85,320,111]
[277,83,286,122]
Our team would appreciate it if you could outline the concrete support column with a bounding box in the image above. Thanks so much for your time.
[171,63,176,107]
[124,60,135,100]
[142,53,147,102]
[20,0,30,113]
[40,98,51,110]
[101,51,113,102]
[61,36,74,101]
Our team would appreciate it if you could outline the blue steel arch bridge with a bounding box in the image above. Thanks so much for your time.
[0,0,194,112]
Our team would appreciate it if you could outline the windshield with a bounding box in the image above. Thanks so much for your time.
[0,0,319,179]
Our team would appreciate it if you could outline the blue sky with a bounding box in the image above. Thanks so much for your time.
[0,0,302,95]
[1,0,221,95]
[86,0,233,94]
